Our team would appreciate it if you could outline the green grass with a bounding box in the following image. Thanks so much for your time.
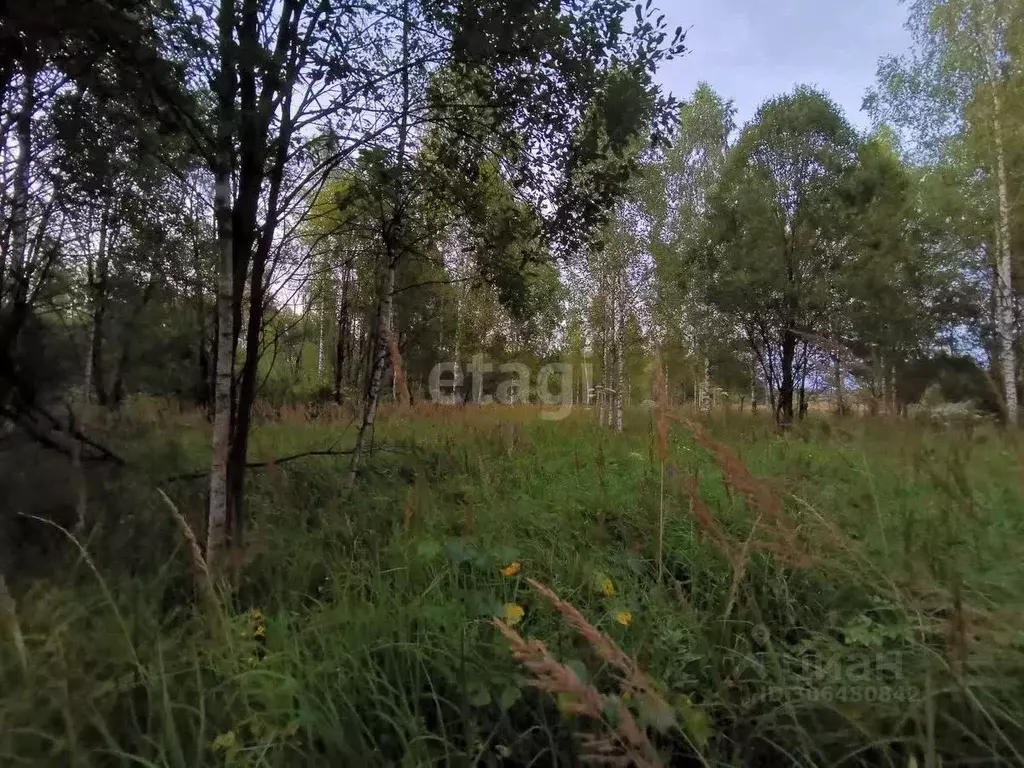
[3,404,1024,766]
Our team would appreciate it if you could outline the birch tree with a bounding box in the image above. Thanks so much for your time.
[867,0,1023,424]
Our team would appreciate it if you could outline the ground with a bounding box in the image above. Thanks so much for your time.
[2,402,1024,766]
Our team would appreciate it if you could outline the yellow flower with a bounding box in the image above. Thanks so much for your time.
[211,731,237,753]
[500,560,522,577]
[597,574,615,596]
[502,602,525,626]
[252,607,266,640]
[615,610,632,626]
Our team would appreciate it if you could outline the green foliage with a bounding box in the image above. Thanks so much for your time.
[4,407,1024,765]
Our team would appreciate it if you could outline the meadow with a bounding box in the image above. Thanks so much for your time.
[3,402,1024,767]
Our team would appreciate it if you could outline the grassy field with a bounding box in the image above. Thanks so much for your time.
[3,403,1024,766]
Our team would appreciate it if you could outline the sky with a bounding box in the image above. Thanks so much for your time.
[654,0,913,131]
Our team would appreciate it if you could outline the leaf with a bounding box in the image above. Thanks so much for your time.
[416,539,442,560]
[464,590,503,618]
[566,658,590,684]
[467,682,492,707]
[675,694,711,748]
[601,694,622,726]
[681,705,711,748]
[493,546,521,563]
[498,684,522,712]
[637,693,676,732]
[444,537,476,565]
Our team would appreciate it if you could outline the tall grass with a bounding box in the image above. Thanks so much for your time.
[2,403,1024,765]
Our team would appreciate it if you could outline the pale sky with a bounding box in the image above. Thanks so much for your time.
[654,0,912,130]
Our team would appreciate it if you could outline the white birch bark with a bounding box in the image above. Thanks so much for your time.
[317,294,325,382]
[207,0,237,571]
[346,0,410,489]
[6,70,34,307]
[991,82,1017,425]
[207,169,234,571]
[614,272,624,432]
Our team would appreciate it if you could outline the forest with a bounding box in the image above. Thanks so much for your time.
[2,0,1024,765]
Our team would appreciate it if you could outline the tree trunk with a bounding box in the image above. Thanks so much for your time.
[86,209,110,405]
[333,266,349,404]
[388,299,396,402]
[206,0,237,575]
[224,0,302,555]
[317,295,325,382]
[346,0,410,489]
[600,302,608,426]
[208,167,234,573]
[991,88,1017,425]
[778,329,796,426]
[798,341,809,419]
[750,354,757,412]
[614,275,624,433]
[834,353,844,415]
[4,67,35,312]
[702,356,710,412]
[356,323,367,395]
[346,264,395,489]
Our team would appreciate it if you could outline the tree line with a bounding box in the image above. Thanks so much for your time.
[0,0,685,573]
[2,0,1022,576]
[578,0,1024,429]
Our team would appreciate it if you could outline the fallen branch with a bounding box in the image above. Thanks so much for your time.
[163,445,405,482]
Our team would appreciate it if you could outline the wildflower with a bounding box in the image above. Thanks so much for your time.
[502,602,525,626]
[596,574,615,596]
[211,731,237,752]
[252,607,266,640]
[501,560,522,576]
[615,610,632,626]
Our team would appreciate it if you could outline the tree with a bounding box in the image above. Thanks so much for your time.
[841,128,969,413]
[643,83,736,408]
[866,0,1024,424]
[705,87,859,426]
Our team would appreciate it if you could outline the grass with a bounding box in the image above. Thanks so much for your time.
[2,402,1024,766]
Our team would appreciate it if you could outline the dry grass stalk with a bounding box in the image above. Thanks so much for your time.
[492,617,663,767]
[669,414,818,569]
[681,473,736,562]
[158,489,221,618]
[526,578,669,710]
[386,330,410,409]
